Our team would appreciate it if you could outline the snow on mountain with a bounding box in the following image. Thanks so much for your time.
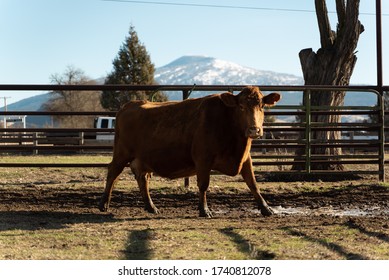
[155,55,303,87]
[155,55,304,103]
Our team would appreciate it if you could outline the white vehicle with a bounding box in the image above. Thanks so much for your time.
[94,117,115,141]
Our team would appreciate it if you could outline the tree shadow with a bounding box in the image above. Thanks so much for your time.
[283,226,367,260]
[123,229,155,260]
[0,210,116,231]
[344,219,389,243]
[219,227,276,260]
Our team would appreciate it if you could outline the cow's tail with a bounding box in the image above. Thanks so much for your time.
[112,117,120,153]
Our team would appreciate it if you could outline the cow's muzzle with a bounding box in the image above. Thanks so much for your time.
[246,127,263,139]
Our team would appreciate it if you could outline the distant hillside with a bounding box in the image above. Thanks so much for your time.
[2,93,51,112]
[0,93,53,127]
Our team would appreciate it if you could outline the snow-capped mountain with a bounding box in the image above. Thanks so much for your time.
[155,55,302,87]
[155,55,304,102]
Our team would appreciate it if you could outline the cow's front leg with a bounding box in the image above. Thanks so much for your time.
[241,156,274,217]
[196,170,212,218]
[99,160,127,212]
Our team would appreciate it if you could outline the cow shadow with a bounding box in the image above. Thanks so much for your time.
[123,229,155,260]
[122,227,278,260]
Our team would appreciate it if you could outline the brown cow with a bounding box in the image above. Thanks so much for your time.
[99,86,281,217]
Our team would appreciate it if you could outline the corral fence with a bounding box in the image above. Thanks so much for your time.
[0,84,388,181]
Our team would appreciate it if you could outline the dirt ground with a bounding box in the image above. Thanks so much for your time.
[0,164,389,259]
[1,167,388,218]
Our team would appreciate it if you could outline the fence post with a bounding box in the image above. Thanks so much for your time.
[349,131,355,154]
[33,132,38,155]
[304,89,311,174]
[79,132,84,154]
[378,91,385,181]
[183,90,190,188]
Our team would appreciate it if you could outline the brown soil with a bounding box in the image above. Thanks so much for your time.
[1,173,388,227]
[0,168,388,259]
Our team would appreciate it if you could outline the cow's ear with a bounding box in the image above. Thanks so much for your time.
[263,92,281,107]
[220,92,237,107]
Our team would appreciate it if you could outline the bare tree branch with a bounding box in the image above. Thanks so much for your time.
[315,0,335,48]
[335,0,364,55]
[335,0,346,32]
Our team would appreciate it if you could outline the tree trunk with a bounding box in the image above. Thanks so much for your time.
[292,0,364,171]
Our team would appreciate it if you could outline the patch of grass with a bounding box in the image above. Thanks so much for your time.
[378,182,389,189]
[0,155,111,164]
[1,214,389,260]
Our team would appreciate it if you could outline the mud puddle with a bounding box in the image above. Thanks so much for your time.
[271,205,389,217]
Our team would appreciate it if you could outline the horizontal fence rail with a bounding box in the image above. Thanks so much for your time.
[0,84,386,181]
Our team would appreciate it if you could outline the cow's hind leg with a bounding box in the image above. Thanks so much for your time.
[137,173,159,214]
[241,157,274,217]
[99,159,128,212]
[196,169,212,218]
[130,159,159,214]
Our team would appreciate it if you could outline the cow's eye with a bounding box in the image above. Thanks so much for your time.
[239,104,245,111]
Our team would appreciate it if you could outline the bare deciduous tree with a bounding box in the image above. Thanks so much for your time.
[43,65,105,128]
[293,0,364,171]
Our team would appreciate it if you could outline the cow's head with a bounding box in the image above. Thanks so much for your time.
[221,86,281,139]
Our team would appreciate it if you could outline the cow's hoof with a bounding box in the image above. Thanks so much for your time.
[99,201,109,212]
[99,205,108,212]
[145,205,160,214]
[260,206,274,217]
[199,208,213,218]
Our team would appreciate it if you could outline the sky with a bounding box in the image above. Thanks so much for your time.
[1,0,388,105]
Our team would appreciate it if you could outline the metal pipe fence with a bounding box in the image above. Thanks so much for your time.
[0,84,386,181]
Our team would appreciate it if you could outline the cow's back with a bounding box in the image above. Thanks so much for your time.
[114,98,208,178]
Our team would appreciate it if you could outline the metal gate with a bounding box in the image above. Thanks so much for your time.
[0,84,385,181]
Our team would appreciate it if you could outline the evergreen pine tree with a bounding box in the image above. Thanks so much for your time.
[101,25,167,110]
